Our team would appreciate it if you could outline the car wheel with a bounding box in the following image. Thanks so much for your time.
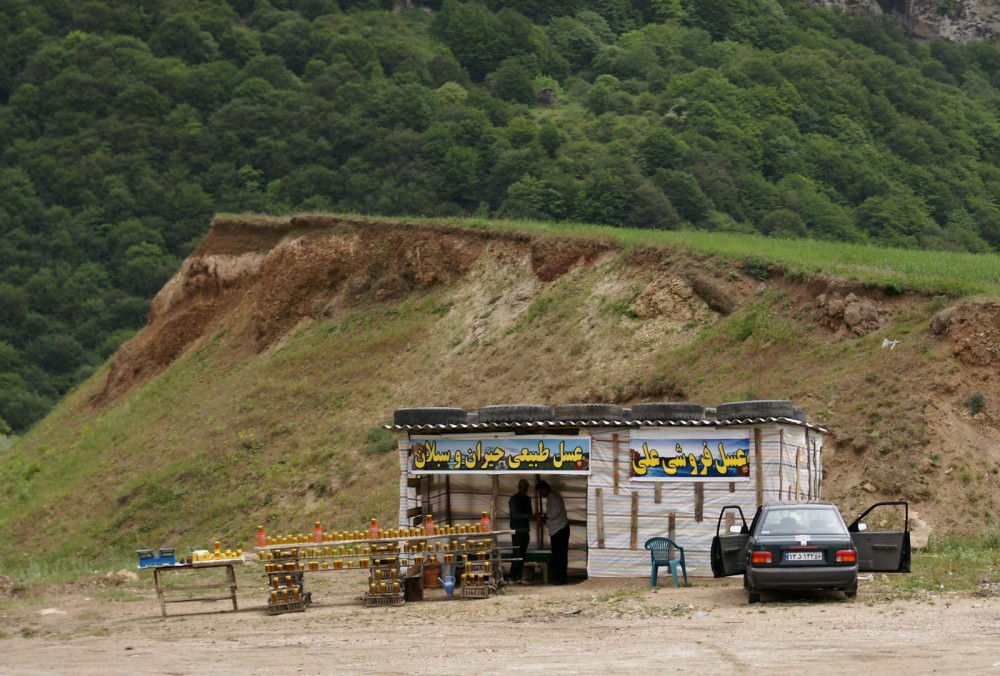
[845,587,858,599]
[747,588,760,604]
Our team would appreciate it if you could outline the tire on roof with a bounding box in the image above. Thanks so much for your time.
[477,404,554,424]
[629,402,705,421]
[466,411,480,424]
[552,403,625,420]
[393,407,468,426]
[715,400,797,420]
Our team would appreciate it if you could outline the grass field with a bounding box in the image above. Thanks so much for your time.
[434,216,1000,298]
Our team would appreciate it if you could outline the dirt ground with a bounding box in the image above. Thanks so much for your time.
[2,568,998,675]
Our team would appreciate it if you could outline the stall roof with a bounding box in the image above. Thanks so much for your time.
[385,417,827,433]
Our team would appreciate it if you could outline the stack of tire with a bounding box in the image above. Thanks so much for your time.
[627,402,705,422]
[392,407,468,427]
[475,404,554,424]
[713,400,806,422]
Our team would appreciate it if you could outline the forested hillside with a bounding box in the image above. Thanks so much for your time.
[3,0,1000,432]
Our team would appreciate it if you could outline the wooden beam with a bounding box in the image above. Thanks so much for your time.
[778,428,784,499]
[490,475,498,524]
[629,492,639,549]
[694,483,704,523]
[595,488,605,549]
[754,428,764,507]
[795,446,801,500]
[613,433,620,495]
[806,439,813,501]
[654,482,662,504]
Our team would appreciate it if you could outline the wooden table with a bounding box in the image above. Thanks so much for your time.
[149,561,239,617]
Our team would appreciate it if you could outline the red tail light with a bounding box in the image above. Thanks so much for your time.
[751,550,773,565]
[836,549,857,564]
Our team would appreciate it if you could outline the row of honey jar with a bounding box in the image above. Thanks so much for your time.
[462,573,490,587]
[259,524,490,547]
[368,581,402,596]
[400,539,491,554]
[270,588,302,604]
[261,545,376,560]
[269,575,300,590]
[371,568,399,582]
[264,559,370,573]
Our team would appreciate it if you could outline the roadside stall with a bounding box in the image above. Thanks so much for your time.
[253,518,507,614]
[389,401,826,579]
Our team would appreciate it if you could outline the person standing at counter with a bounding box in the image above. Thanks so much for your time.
[508,479,532,585]
[536,480,569,585]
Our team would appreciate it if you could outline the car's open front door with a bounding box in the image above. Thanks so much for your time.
[848,501,911,573]
[710,505,750,577]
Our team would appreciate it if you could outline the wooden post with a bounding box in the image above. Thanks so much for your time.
[778,428,784,500]
[668,512,677,558]
[445,475,453,525]
[694,483,704,523]
[754,428,763,506]
[535,474,545,548]
[613,433,620,495]
[806,439,813,501]
[425,474,433,519]
[729,481,735,493]
[490,475,499,523]
[654,482,662,504]
[595,488,605,549]
[795,446,802,500]
[629,492,639,549]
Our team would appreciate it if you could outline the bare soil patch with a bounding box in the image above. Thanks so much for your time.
[2,570,997,675]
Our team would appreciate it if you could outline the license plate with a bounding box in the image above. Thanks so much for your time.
[784,551,823,561]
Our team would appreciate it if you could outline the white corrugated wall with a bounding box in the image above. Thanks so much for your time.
[397,422,823,579]
[587,424,822,577]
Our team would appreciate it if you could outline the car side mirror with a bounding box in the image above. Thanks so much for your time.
[728,525,744,534]
[857,522,868,532]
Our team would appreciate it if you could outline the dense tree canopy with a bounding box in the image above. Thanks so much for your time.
[3,0,1000,430]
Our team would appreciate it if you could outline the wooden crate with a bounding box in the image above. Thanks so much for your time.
[364,592,405,608]
[460,585,492,599]
[267,600,307,615]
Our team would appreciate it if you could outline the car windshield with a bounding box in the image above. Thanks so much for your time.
[759,507,847,535]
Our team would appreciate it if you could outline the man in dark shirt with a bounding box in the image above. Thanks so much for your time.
[508,479,532,584]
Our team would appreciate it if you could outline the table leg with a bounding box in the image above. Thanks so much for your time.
[154,568,167,617]
[226,565,238,611]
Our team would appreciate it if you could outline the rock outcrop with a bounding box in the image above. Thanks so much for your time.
[812,0,1000,43]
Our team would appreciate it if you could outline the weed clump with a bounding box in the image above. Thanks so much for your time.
[963,392,985,416]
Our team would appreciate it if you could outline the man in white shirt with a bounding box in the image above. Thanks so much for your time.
[536,480,569,585]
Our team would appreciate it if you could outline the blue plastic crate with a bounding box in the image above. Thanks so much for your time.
[137,548,177,568]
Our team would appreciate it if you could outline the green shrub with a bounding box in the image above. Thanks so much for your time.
[963,392,985,416]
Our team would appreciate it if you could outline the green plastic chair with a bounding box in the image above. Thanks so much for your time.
[644,537,688,588]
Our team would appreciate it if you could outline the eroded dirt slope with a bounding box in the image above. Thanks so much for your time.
[90,215,999,537]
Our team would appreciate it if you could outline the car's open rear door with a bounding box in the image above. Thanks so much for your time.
[710,505,750,577]
[848,501,911,573]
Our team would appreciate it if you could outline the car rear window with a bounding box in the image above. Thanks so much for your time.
[760,507,847,535]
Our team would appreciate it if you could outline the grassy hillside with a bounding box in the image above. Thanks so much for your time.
[1,215,998,575]
[7,0,1000,433]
